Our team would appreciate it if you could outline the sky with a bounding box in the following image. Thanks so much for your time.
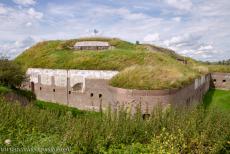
[0,0,229,61]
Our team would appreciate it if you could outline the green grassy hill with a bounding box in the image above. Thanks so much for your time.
[14,37,211,90]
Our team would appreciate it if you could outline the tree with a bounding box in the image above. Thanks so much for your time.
[0,58,26,88]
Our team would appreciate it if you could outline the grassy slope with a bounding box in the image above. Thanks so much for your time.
[203,89,230,111]
[14,37,219,90]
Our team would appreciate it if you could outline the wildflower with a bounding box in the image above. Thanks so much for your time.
[4,139,11,145]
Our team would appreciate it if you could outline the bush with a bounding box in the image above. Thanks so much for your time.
[0,58,26,88]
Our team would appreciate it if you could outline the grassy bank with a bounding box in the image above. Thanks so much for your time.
[0,95,229,153]
[110,65,200,90]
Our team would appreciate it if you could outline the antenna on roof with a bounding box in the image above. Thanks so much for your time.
[93,29,99,36]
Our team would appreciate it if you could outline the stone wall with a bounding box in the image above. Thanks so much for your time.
[25,68,215,114]
[108,74,210,114]
[210,73,230,90]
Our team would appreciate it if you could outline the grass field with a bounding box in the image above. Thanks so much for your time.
[203,89,230,111]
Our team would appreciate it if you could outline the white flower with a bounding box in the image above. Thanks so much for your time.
[4,139,11,145]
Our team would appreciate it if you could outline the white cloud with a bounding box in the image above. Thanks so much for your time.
[163,34,200,48]
[0,5,43,34]
[165,0,193,10]
[0,37,36,59]
[13,0,36,6]
[143,33,160,42]
[27,8,43,19]
[172,17,181,22]
[26,22,32,27]
[198,45,213,51]
[0,4,7,14]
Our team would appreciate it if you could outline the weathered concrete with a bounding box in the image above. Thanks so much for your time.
[210,72,230,90]
[74,41,112,50]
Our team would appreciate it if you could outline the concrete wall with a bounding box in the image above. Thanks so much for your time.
[211,73,230,90]
[25,68,218,114]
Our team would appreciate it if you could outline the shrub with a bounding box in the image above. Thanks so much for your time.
[0,58,26,88]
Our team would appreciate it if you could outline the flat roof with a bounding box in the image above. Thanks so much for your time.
[74,41,110,47]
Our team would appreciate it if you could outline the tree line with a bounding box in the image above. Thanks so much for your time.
[203,59,230,65]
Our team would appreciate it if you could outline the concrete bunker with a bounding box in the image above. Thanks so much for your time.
[74,41,112,50]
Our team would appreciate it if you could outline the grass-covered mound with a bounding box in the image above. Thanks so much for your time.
[110,65,200,90]
[0,95,229,153]
[15,37,205,90]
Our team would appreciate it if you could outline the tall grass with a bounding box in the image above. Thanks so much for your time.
[0,97,229,153]
[110,65,200,90]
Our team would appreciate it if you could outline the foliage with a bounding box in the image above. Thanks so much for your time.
[204,59,230,65]
[0,58,26,88]
[34,100,99,118]
[207,65,230,73]
[13,88,36,102]
[0,85,12,94]
[0,96,229,153]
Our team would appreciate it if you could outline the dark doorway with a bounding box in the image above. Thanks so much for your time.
[31,82,35,93]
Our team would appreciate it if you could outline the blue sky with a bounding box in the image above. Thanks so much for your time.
[0,0,229,61]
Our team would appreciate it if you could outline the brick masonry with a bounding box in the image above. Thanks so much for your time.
[23,68,229,114]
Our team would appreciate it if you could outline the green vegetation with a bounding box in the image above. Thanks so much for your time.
[110,65,199,90]
[0,58,26,88]
[15,37,206,90]
[0,96,229,153]
[35,100,100,118]
[0,85,229,153]
[0,85,12,94]
[203,89,230,111]
[207,64,230,73]
[0,85,35,102]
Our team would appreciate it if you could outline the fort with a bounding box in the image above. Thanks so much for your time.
[17,39,230,114]
[24,68,230,114]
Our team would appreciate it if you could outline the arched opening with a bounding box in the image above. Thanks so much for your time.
[142,114,150,120]
[72,83,83,91]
